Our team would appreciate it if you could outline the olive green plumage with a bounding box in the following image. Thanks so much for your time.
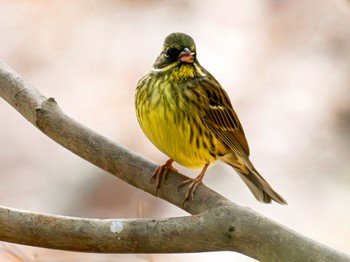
[135,32,287,204]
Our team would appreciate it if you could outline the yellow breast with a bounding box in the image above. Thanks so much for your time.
[135,65,227,170]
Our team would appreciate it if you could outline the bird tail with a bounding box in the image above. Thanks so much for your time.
[236,166,287,204]
[221,155,287,204]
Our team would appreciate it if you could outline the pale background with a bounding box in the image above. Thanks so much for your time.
[1,1,350,261]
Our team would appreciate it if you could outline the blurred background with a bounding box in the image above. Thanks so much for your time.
[1,0,350,261]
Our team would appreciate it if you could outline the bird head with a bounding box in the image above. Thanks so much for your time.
[153,32,197,70]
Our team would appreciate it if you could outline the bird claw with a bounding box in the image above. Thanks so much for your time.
[178,177,203,206]
[151,159,177,194]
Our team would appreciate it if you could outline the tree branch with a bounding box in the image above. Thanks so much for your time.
[1,59,349,261]
[0,205,225,253]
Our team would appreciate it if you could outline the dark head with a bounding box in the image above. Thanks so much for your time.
[153,32,197,70]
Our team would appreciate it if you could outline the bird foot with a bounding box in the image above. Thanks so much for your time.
[151,159,177,194]
[178,176,203,206]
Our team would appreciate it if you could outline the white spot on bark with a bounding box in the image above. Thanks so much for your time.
[110,220,123,234]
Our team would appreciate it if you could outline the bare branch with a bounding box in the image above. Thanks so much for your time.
[0,205,223,253]
[1,59,350,261]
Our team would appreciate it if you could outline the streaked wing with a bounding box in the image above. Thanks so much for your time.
[206,104,250,155]
[199,75,250,157]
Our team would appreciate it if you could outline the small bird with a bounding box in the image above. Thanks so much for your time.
[135,32,287,205]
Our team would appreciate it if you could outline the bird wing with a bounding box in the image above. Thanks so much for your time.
[200,77,250,157]
[206,102,250,156]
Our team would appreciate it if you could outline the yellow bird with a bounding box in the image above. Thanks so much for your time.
[135,32,287,205]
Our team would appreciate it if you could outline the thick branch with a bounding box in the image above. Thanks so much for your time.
[0,206,224,253]
[1,59,350,261]
[1,204,349,261]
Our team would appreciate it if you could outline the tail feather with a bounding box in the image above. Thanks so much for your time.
[221,154,287,204]
[236,167,287,205]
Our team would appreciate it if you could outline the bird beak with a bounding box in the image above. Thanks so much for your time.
[178,47,195,63]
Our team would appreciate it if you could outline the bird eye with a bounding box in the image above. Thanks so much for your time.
[163,47,180,60]
[164,48,171,57]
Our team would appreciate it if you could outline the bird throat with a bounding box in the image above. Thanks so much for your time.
[152,62,206,82]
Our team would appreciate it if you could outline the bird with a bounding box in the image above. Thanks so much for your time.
[135,32,287,205]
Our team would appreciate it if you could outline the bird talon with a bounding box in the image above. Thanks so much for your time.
[178,177,203,206]
[191,182,200,200]
[178,164,209,206]
[150,166,162,194]
[150,159,177,194]
[177,179,190,192]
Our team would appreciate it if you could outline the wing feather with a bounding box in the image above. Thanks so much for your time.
[198,76,250,157]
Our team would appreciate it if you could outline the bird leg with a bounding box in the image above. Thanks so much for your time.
[178,163,209,205]
[151,159,178,194]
